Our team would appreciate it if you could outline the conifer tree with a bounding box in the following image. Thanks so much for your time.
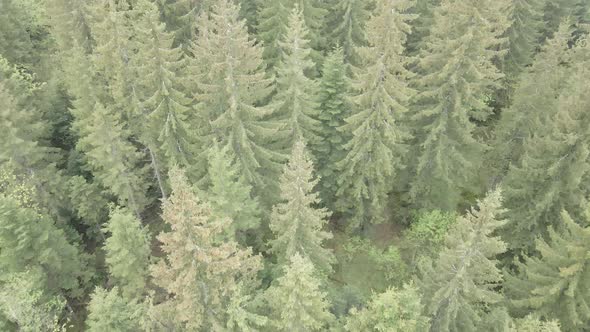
[86,287,144,332]
[206,142,261,240]
[506,210,590,331]
[270,141,335,275]
[133,0,195,169]
[316,48,351,207]
[272,6,322,151]
[503,0,545,79]
[150,167,262,330]
[189,0,283,200]
[0,195,86,298]
[265,254,335,331]
[490,21,575,181]
[542,0,590,38]
[407,0,440,54]
[418,190,507,332]
[345,283,430,332]
[325,0,371,64]
[410,0,511,211]
[296,0,328,72]
[256,0,291,73]
[336,0,415,227]
[500,54,590,254]
[79,102,150,218]
[104,207,151,300]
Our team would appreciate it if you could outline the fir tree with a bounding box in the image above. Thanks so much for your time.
[410,0,511,211]
[418,190,507,332]
[265,254,335,331]
[336,0,415,227]
[86,287,144,332]
[345,283,430,332]
[104,207,151,300]
[506,210,590,331]
[269,141,335,275]
[206,142,261,240]
[272,6,322,151]
[316,47,351,207]
[325,0,371,64]
[500,53,590,254]
[189,0,283,200]
[150,167,262,330]
[133,0,195,169]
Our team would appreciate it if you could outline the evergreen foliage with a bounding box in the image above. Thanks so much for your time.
[325,0,371,64]
[418,190,507,332]
[506,210,590,331]
[345,282,430,332]
[270,141,335,275]
[86,287,144,332]
[150,167,262,330]
[104,207,151,300]
[265,254,335,331]
[410,0,511,211]
[336,0,415,227]
[272,6,322,151]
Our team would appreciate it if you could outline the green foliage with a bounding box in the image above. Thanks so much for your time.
[418,189,507,332]
[0,271,67,332]
[150,167,263,330]
[270,141,335,275]
[265,254,335,331]
[403,210,457,262]
[336,0,415,227]
[316,48,351,208]
[324,0,371,64]
[104,207,151,300]
[189,0,283,200]
[345,283,430,332]
[272,6,322,150]
[506,210,590,331]
[410,0,511,211]
[206,142,261,239]
[343,238,408,285]
[86,287,144,332]
[256,0,291,73]
[500,45,590,254]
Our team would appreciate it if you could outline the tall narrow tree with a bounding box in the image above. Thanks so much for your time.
[418,190,507,332]
[506,210,590,331]
[324,0,371,64]
[150,167,262,330]
[410,0,511,211]
[272,6,322,151]
[336,0,415,227]
[270,141,335,275]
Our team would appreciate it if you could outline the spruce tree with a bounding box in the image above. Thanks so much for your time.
[418,190,507,332]
[150,167,262,330]
[256,0,291,73]
[269,141,335,275]
[272,6,322,151]
[325,0,371,64]
[500,53,590,254]
[206,142,261,240]
[265,254,335,331]
[133,0,195,169]
[410,0,511,211]
[503,0,545,79]
[406,0,440,54]
[189,0,283,200]
[506,210,590,331]
[336,0,415,227]
[296,0,328,72]
[316,47,351,207]
[345,283,430,332]
[86,287,144,332]
[489,21,575,182]
[104,207,151,300]
[0,195,86,298]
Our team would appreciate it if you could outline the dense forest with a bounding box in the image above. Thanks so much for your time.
[1,0,590,330]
